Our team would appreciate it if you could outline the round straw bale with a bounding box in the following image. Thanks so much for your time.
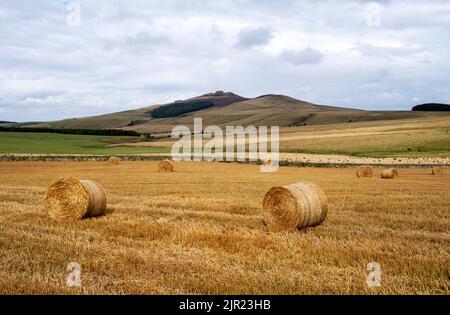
[262,182,328,231]
[263,159,272,167]
[431,167,444,175]
[381,168,399,179]
[158,160,173,172]
[44,177,107,220]
[107,156,119,165]
[356,165,373,178]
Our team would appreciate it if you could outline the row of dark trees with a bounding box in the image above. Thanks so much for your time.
[151,100,214,118]
[412,103,450,111]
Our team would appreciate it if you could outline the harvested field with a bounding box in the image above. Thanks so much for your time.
[0,161,449,294]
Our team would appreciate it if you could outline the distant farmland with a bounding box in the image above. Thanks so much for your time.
[1,116,450,159]
[82,116,450,159]
[0,132,170,155]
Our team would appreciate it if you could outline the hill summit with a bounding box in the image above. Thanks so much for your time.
[184,90,248,107]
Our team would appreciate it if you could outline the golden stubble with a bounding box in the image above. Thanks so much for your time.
[0,161,448,294]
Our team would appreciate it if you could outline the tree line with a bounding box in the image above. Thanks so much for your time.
[412,103,450,111]
[151,101,214,118]
[0,126,141,137]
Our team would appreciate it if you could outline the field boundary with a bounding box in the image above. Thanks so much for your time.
[0,154,170,162]
[1,154,448,168]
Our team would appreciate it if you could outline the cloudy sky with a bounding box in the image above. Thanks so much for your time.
[1,0,449,121]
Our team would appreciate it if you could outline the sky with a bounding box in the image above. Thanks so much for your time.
[0,0,449,122]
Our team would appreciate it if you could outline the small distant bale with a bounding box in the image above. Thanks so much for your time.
[431,167,444,175]
[107,156,119,165]
[263,159,272,167]
[381,168,399,179]
[356,165,373,178]
[158,160,174,172]
[44,177,107,220]
[262,182,328,232]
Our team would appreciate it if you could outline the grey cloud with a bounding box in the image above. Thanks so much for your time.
[281,48,324,65]
[235,26,273,48]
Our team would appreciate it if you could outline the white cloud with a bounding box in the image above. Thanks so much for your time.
[0,0,449,121]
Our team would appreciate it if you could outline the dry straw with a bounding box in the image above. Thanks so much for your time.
[356,165,373,178]
[262,182,328,231]
[107,156,119,165]
[44,177,107,220]
[158,160,174,172]
[381,168,399,179]
[432,167,444,175]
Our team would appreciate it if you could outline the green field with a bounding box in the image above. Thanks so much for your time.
[0,132,170,155]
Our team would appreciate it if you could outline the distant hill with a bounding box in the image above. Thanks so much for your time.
[412,103,450,111]
[25,91,450,134]
[0,121,19,127]
[123,94,447,134]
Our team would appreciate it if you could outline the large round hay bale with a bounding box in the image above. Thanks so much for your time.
[431,167,444,175]
[44,177,107,220]
[356,165,373,178]
[158,160,173,172]
[381,168,398,179]
[107,156,119,165]
[262,182,328,231]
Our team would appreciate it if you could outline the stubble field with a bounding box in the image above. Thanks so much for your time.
[0,161,448,294]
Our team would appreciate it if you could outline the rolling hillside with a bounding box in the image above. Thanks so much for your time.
[27,91,247,131]
[0,121,16,126]
[24,91,450,134]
